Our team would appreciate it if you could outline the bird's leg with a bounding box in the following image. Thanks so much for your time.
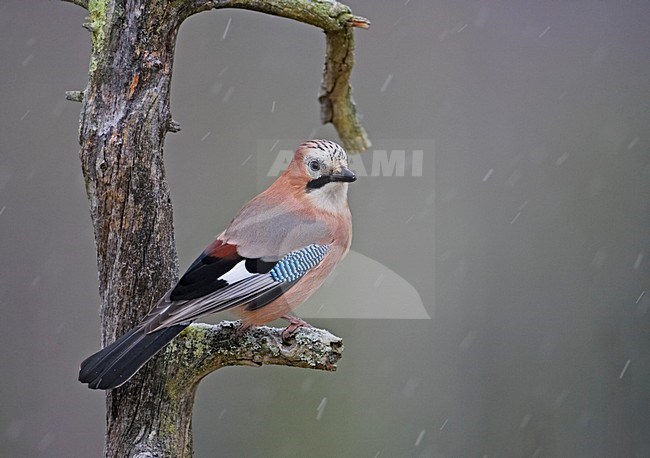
[280,314,313,343]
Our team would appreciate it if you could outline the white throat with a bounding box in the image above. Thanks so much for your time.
[307,182,349,214]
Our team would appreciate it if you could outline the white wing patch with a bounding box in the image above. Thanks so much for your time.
[218,260,255,284]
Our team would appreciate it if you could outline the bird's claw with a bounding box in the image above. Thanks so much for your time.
[280,315,313,344]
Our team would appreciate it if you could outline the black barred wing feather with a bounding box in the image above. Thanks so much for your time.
[144,244,330,332]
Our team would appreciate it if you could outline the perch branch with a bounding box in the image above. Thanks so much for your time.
[169,321,343,390]
[179,0,371,152]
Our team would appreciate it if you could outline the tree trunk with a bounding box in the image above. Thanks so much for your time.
[71,0,367,455]
[79,1,189,454]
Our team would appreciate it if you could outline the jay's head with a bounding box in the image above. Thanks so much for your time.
[286,139,356,212]
[291,139,356,189]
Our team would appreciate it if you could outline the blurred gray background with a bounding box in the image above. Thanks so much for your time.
[1,1,649,456]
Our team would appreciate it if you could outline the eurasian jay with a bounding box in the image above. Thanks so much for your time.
[79,139,355,390]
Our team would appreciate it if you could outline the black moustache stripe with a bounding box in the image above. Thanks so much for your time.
[305,175,333,191]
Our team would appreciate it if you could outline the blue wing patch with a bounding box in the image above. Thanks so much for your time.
[270,244,329,283]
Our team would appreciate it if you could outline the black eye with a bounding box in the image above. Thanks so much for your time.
[309,160,320,172]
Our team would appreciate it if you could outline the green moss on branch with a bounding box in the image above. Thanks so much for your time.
[87,0,110,73]
[167,322,343,390]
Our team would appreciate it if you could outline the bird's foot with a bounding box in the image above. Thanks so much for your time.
[280,315,313,344]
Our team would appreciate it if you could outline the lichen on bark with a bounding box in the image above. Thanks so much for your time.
[87,0,110,73]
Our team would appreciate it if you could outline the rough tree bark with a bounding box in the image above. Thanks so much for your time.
[63,0,369,456]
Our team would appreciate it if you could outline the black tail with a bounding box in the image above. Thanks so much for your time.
[79,324,189,390]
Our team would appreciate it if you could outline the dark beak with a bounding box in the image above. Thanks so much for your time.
[329,167,357,183]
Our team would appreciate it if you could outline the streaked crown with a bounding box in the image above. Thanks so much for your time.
[300,139,348,164]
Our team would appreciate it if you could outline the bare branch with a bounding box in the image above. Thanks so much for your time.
[179,0,371,152]
[169,321,344,390]
[319,27,371,152]
[182,0,367,30]
[167,118,182,133]
[61,0,88,9]
[65,90,84,102]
